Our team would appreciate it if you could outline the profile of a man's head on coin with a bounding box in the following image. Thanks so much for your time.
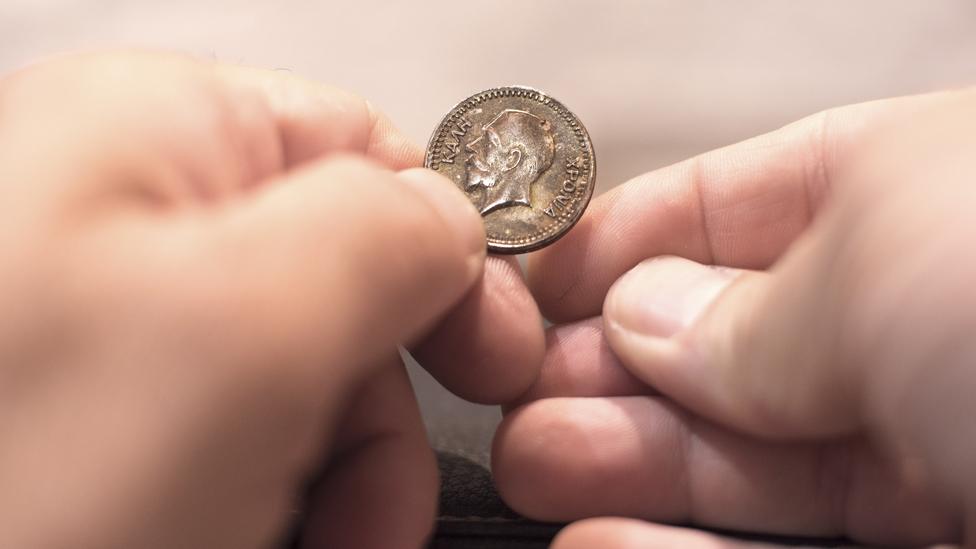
[464,109,555,215]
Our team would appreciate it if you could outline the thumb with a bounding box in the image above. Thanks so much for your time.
[195,156,485,379]
[602,248,862,439]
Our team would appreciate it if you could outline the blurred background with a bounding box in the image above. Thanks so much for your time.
[4,0,975,468]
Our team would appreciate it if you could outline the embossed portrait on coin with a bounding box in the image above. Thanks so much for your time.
[464,109,555,215]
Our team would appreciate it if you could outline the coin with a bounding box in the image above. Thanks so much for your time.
[425,86,596,254]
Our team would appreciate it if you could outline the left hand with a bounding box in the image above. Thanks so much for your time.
[0,51,545,549]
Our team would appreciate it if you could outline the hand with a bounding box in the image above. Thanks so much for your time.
[0,51,545,549]
[492,90,976,547]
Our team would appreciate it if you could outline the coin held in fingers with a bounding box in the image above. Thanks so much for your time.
[425,86,596,254]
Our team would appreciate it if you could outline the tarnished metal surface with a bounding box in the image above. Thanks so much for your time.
[426,87,595,254]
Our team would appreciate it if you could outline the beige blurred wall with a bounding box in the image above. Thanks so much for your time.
[3,0,975,465]
[4,1,976,189]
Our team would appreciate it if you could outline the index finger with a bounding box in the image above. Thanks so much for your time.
[0,52,421,203]
[215,64,422,170]
[220,62,546,403]
[528,92,949,323]
[410,255,545,405]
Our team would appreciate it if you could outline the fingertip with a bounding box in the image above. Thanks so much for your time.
[509,317,654,407]
[216,64,423,169]
[552,518,649,549]
[525,223,592,322]
[210,154,486,373]
[601,256,741,402]
[299,364,438,549]
[493,397,695,523]
[411,255,544,404]
[363,101,424,169]
[492,398,650,522]
[397,167,486,282]
[491,403,549,518]
[604,256,738,341]
[554,519,714,549]
[600,256,748,435]
[602,254,860,439]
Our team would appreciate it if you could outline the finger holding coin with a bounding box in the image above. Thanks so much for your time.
[409,87,594,402]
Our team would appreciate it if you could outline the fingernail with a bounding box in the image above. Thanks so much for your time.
[397,168,486,271]
[606,257,738,338]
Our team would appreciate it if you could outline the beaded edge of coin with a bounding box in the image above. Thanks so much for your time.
[424,86,596,254]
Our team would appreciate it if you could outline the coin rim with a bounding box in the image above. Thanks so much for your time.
[424,85,596,255]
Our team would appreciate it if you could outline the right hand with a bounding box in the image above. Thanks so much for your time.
[491,89,976,548]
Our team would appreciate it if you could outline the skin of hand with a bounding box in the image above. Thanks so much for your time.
[489,90,976,548]
[0,52,546,549]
